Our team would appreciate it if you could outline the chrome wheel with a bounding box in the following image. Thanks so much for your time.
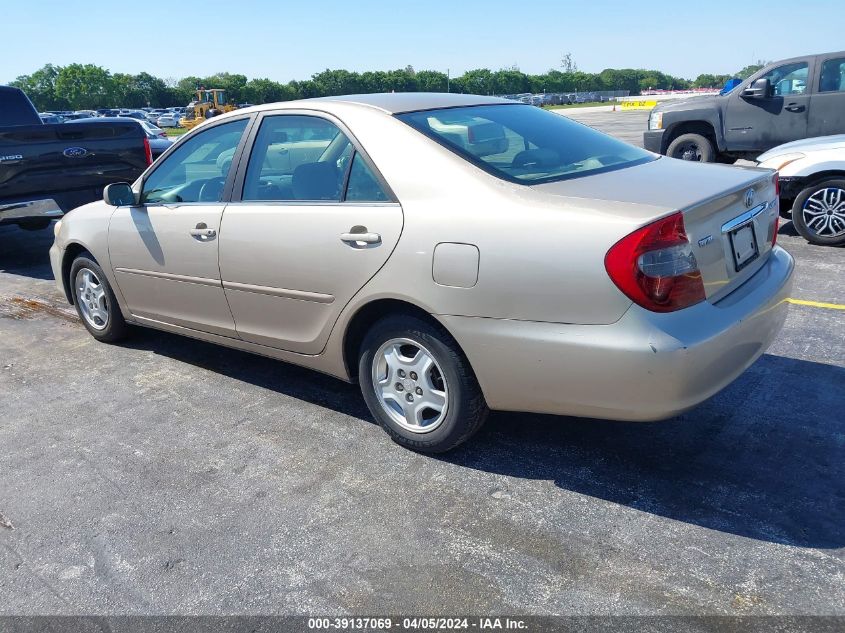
[802,188,845,238]
[75,268,109,330]
[371,338,448,433]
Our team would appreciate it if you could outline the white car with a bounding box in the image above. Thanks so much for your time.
[145,109,166,123]
[758,135,845,246]
[156,113,181,128]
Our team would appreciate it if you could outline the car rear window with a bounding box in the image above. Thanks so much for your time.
[397,104,654,184]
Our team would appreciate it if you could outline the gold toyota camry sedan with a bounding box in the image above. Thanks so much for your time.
[50,93,794,452]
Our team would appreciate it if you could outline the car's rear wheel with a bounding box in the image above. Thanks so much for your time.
[358,315,488,453]
[666,133,715,162]
[791,179,845,246]
[69,254,129,343]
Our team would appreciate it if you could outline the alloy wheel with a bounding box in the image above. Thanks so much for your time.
[802,187,845,238]
[75,268,109,330]
[371,338,448,433]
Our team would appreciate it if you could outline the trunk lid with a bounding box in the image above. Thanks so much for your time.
[534,157,780,303]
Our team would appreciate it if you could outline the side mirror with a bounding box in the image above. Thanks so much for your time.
[742,78,771,99]
[103,182,137,206]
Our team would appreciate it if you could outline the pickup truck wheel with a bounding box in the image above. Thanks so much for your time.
[791,179,845,246]
[358,315,488,453]
[69,254,129,343]
[666,133,715,162]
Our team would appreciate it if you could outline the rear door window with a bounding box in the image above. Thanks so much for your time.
[242,115,353,202]
[344,152,389,202]
[819,57,845,92]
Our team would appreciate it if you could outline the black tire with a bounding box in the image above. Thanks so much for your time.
[666,133,715,162]
[358,315,488,453]
[791,179,845,246]
[69,253,129,343]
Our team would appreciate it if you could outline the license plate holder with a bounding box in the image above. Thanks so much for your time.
[729,223,759,272]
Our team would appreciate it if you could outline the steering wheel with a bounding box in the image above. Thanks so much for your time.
[198,177,226,202]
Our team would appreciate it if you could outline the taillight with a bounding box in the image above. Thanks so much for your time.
[604,211,705,313]
[143,137,153,165]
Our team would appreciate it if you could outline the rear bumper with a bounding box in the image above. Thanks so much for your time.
[0,198,63,225]
[0,188,106,225]
[441,247,794,421]
[643,129,666,154]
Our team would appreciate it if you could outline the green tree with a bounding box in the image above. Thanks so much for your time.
[243,78,296,104]
[312,69,363,96]
[491,68,529,95]
[9,64,66,110]
[415,70,448,92]
[55,64,114,110]
[383,68,417,92]
[112,73,146,108]
[736,61,767,79]
[459,68,494,95]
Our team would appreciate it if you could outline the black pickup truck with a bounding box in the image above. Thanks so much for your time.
[0,86,151,230]
[644,50,845,162]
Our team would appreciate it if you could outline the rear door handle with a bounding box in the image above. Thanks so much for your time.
[785,103,805,113]
[340,231,381,245]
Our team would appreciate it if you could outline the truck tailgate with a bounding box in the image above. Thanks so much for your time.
[0,121,148,208]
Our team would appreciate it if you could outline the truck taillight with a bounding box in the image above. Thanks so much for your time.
[143,137,153,165]
[604,212,705,313]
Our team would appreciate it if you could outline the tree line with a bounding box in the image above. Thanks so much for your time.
[9,62,767,111]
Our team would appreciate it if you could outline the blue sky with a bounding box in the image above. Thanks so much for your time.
[3,0,843,83]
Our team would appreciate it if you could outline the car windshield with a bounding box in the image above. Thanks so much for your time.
[397,104,654,184]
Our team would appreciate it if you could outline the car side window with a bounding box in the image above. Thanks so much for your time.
[141,118,248,204]
[759,62,809,96]
[819,58,845,93]
[242,115,353,202]
[344,152,389,202]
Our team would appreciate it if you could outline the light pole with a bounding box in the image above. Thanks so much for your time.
[447,68,450,94]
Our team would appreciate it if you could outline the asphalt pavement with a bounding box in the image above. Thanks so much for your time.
[0,111,843,616]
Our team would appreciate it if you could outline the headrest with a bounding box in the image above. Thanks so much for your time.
[292,162,339,200]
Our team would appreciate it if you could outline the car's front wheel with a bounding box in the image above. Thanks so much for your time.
[791,179,845,246]
[666,133,715,162]
[69,253,129,343]
[358,315,488,453]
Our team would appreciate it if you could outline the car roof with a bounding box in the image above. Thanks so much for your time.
[239,92,516,116]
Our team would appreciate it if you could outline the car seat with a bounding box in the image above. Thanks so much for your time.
[292,162,339,200]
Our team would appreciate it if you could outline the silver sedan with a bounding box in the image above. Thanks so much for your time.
[50,93,793,452]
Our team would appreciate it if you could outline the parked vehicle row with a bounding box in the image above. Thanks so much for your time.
[40,106,188,128]
[501,92,620,107]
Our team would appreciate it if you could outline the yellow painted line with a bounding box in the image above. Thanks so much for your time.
[787,298,845,311]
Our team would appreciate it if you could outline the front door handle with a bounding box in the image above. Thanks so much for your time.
[340,230,381,245]
[785,103,806,113]
[190,222,217,239]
